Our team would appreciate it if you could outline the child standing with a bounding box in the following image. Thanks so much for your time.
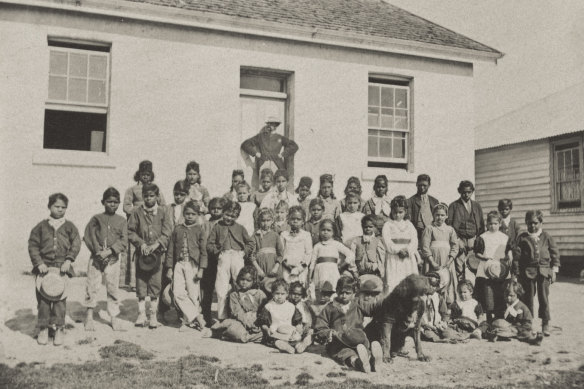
[351,215,385,278]
[512,210,560,336]
[310,219,356,301]
[257,279,312,354]
[273,200,290,234]
[340,177,364,212]
[280,206,312,285]
[318,174,341,220]
[251,168,274,208]
[305,198,325,245]
[128,183,173,328]
[205,266,267,343]
[165,201,207,331]
[201,197,225,325]
[251,208,284,281]
[362,175,391,236]
[314,276,383,373]
[296,176,313,220]
[474,210,513,322]
[337,193,365,245]
[223,169,245,202]
[235,181,257,236]
[498,199,521,246]
[169,180,189,226]
[83,187,128,332]
[28,193,81,345]
[184,161,210,212]
[420,203,458,304]
[260,169,299,210]
[206,200,255,320]
[382,196,419,293]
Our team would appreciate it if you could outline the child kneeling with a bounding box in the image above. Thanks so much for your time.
[257,279,312,354]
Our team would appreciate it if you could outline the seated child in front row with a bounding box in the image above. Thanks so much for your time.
[314,276,383,373]
[28,193,81,346]
[450,280,487,339]
[165,201,207,331]
[257,279,312,354]
[204,266,267,343]
[288,281,314,349]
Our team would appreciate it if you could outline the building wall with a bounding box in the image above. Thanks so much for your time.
[0,5,476,272]
[475,140,584,258]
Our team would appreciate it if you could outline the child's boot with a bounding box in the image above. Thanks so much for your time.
[53,327,65,346]
[37,328,49,345]
[149,304,160,329]
[542,320,550,336]
[84,308,96,332]
[135,300,147,327]
[356,344,371,373]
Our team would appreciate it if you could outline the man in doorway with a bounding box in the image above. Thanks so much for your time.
[241,116,299,190]
[447,180,485,281]
[407,174,439,248]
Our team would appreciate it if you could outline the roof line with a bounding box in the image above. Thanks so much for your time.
[2,0,504,63]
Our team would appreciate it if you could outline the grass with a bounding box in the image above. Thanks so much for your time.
[1,340,583,389]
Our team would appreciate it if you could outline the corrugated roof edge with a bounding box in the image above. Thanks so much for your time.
[476,128,584,151]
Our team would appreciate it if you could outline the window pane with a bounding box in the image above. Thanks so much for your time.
[368,85,380,106]
[68,78,87,103]
[50,51,68,75]
[240,75,283,92]
[368,107,379,127]
[88,80,106,104]
[395,109,408,129]
[379,135,392,157]
[89,55,107,79]
[368,134,378,157]
[69,53,88,77]
[48,76,67,100]
[392,132,406,158]
[395,88,407,108]
[381,86,393,107]
[380,108,393,129]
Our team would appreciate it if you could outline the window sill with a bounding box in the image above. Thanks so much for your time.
[33,149,116,169]
[361,167,416,183]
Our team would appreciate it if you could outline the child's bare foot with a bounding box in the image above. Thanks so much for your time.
[85,309,96,332]
[275,340,295,354]
[370,341,382,372]
[356,344,371,373]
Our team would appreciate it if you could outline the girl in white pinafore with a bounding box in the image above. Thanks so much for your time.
[382,196,419,293]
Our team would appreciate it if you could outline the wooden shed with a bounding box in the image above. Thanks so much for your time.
[475,82,584,275]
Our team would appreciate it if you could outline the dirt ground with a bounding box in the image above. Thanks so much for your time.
[1,271,583,388]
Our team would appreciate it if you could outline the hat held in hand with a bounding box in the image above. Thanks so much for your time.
[485,260,509,280]
[36,267,68,301]
[337,328,368,348]
[137,252,161,273]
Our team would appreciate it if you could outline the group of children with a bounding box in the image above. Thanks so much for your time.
[28,160,559,372]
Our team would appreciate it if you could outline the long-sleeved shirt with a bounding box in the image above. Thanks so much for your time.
[310,239,356,273]
[350,235,385,277]
[314,298,383,340]
[165,223,208,269]
[280,230,312,268]
[240,131,299,168]
[206,220,255,257]
[123,183,166,217]
[127,204,172,250]
[83,213,128,258]
[228,288,267,329]
[512,230,560,278]
[28,219,81,269]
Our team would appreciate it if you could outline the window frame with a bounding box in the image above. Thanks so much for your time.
[366,76,413,167]
[550,133,584,213]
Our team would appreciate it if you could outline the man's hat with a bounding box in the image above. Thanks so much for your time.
[261,276,277,293]
[337,328,368,348]
[359,274,383,293]
[138,160,153,173]
[137,252,161,273]
[466,252,480,273]
[490,318,516,338]
[36,267,68,301]
[485,260,509,280]
[320,281,335,293]
[265,115,281,124]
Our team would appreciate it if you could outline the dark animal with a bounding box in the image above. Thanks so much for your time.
[364,274,431,363]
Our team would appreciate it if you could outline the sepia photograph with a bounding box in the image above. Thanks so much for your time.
[1,0,583,387]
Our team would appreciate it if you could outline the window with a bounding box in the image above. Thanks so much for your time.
[44,40,110,152]
[551,135,584,212]
[367,77,411,166]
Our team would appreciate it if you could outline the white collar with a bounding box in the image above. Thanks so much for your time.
[48,217,66,230]
[143,203,158,215]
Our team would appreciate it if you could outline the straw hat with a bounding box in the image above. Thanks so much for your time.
[485,260,510,280]
[490,319,517,339]
[271,324,300,341]
[35,267,68,301]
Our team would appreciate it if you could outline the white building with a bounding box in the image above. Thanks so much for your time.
[0,0,501,272]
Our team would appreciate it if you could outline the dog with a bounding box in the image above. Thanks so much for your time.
[364,274,431,363]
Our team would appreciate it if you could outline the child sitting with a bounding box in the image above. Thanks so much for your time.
[257,279,312,354]
[165,201,207,331]
[350,215,385,278]
[206,200,255,320]
[83,187,128,332]
[288,281,314,347]
[28,193,81,345]
[358,275,383,327]
[337,193,366,245]
[201,197,225,325]
[295,176,313,220]
[310,219,356,301]
[420,271,451,342]
[183,161,210,212]
[314,276,383,373]
[260,169,299,210]
[450,280,487,340]
[204,266,266,343]
[274,200,290,234]
[362,175,391,236]
[169,180,189,226]
[251,208,284,283]
[487,280,543,345]
[280,206,312,284]
[235,181,257,236]
[251,168,274,208]
[305,198,325,245]
[340,177,364,212]
[309,280,336,319]
[317,174,341,220]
